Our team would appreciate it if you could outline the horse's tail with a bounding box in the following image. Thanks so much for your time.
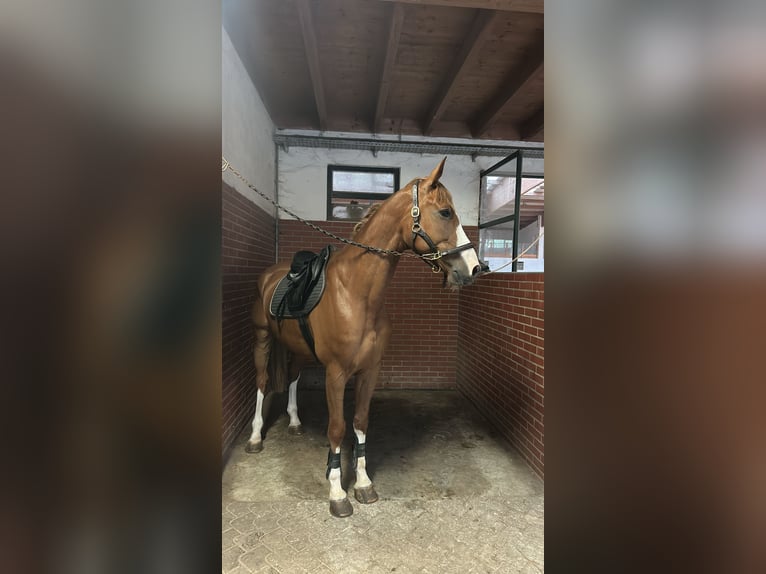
[253,275,288,395]
[267,335,289,394]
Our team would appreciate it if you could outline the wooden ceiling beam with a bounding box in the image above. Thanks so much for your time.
[472,40,543,137]
[423,10,499,136]
[374,3,406,133]
[519,107,544,140]
[296,0,328,131]
[375,0,543,14]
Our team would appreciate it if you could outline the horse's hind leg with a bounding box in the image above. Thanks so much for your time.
[352,362,381,504]
[286,363,303,435]
[245,326,270,453]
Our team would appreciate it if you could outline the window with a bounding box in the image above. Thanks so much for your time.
[479,149,544,272]
[327,165,400,221]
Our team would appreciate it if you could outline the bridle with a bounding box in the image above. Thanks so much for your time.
[410,179,475,273]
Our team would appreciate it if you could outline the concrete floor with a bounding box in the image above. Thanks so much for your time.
[222,389,544,574]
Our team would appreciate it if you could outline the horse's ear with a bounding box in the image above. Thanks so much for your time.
[425,157,447,189]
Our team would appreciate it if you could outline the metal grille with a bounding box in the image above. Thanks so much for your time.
[523,149,545,160]
[273,133,543,158]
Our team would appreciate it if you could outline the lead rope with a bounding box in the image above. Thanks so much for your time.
[223,156,424,260]
[483,230,545,274]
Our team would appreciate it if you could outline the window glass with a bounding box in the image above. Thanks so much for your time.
[327,166,399,221]
[332,171,395,194]
[479,151,544,272]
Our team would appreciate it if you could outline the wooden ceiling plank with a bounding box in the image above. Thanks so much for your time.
[374,3,406,133]
[472,40,543,137]
[375,0,543,14]
[296,0,328,131]
[423,9,499,135]
[519,107,544,140]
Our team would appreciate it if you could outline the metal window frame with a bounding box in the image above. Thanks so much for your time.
[478,149,543,272]
[326,165,401,221]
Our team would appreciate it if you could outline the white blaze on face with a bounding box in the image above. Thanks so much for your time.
[456,224,480,276]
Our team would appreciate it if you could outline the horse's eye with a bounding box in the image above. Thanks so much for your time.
[439,208,452,219]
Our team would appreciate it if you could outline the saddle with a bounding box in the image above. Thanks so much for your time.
[269,246,333,359]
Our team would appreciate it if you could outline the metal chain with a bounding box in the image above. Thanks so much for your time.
[222,156,425,259]
[222,156,543,273]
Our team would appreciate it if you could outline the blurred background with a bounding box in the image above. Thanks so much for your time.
[547,0,766,572]
[0,1,220,573]
[0,0,765,572]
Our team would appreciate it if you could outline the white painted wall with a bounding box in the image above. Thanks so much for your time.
[222,27,275,215]
[278,147,505,226]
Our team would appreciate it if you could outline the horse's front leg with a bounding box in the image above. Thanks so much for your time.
[325,364,353,518]
[352,362,380,504]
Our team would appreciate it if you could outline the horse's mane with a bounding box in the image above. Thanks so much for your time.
[351,179,452,239]
[352,204,382,238]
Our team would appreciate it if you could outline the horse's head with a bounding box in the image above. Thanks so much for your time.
[405,158,489,286]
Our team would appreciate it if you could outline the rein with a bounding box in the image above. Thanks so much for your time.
[222,157,470,269]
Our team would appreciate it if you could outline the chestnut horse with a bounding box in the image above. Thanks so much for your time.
[248,159,486,517]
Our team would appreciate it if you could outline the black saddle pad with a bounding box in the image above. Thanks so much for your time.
[269,246,331,319]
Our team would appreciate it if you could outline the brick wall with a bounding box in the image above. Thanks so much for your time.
[456,273,544,477]
[222,182,275,458]
[278,220,470,389]
[223,202,545,473]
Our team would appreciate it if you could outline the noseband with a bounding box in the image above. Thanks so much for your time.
[410,180,475,273]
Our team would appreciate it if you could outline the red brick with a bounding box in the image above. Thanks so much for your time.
[456,272,545,478]
[222,182,275,458]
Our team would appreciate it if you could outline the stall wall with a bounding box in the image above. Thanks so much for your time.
[456,273,544,477]
[222,27,276,458]
[222,28,276,216]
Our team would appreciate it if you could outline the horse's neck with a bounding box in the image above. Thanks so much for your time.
[333,194,409,308]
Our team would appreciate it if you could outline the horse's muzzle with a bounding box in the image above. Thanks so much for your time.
[454,264,487,286]
[466,260,490,280]
[474,259,490,276]
[450,258,489,286]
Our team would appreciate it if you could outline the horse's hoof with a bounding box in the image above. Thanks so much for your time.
[354,485,379,504]
[287,424,304,436]
[245,441,263,453]
[329,498,353,518]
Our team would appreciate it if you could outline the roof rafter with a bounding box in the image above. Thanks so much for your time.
[472,39,543,137]
[519,107,544,140]
[375,0,543,14]
[374,3,406,133]
[423,9,499,136]
[296,0,328,131]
